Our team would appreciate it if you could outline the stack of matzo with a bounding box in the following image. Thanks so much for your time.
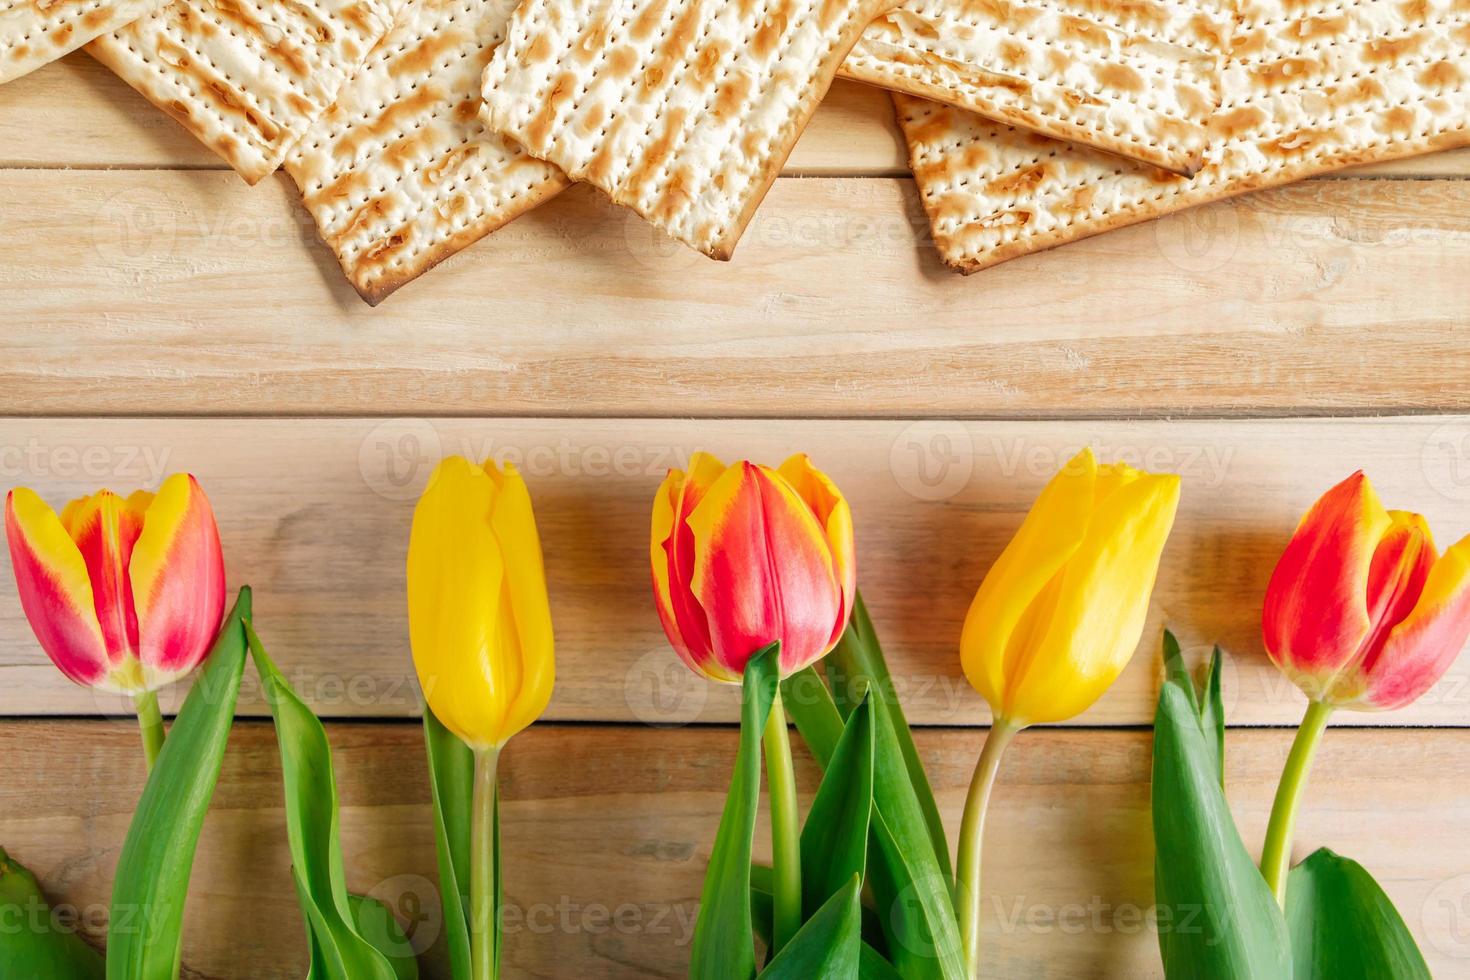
[286,0,568,303]
[17,0,1467,299]
[897,0,1470,272]
[842,0,1235,174]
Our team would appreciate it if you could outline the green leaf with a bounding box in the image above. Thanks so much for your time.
[689,643,780,980]
[347,895,421,980]
[423,705,475,980]
[753,865,894,975]
[1154,631,1290,979]
[800,692,874,919]
[1287,849,1431,980]
[866,696,966,980]
[245,622,414,980]
[826,592,952,885]
[0,847,104,978]
[782,665,963,980]
[107,588,251,980]
[757,875,862,980]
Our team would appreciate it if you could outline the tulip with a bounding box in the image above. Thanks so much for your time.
[650,451,856,683]
[650,451,855,951]
[1259,472,1470,905]
[5,473,226,769]
[954,448,1181,976]
[407,455,555,980]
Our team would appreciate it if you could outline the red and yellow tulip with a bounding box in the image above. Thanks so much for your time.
[650,452,856,682]
[1262,471,1470,710]
[5,473,226,694]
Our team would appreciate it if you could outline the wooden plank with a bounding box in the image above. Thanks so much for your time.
[4,54,1470,178]
[5,417,1470,727]
[2,720,1466,978]
[3,172,1470,417]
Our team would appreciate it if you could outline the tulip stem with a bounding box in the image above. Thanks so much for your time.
[133,690,165,773]
[957,717,1020,979]
[471,746,500,980]
[1260,699,1334,907]
[763,688,801,954]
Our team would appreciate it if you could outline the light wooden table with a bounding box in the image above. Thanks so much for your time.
[3,54,1470,979]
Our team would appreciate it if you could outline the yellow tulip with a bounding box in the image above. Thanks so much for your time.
[954,448,1180,976]
[406,456,555,751]
[960,447,1181,726]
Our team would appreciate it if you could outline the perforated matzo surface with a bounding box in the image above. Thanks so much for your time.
[2,0,165,84]
[88,0,399,183]
[900,0,1470,273]
[843,0,1234,174]
[286,0,567,304]
[480,0,898,258]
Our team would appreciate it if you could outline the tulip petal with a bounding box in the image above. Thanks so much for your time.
[1360,534,1470,710]
[64,489,145,670]
[1003,470,1181,724]
[408,457,512,749]
[778,454,856,646]
[5,488,110,686]
[130,474,227,689]
[959,448,1097,715]
[662,453,730,681]
[1262,472,1393,687]
[487,462,555,742]
[686,462,843,677]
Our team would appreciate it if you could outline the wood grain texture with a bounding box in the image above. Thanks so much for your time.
[3,172,1470,417]
[3,54,1469,178]
[4,417,1470,726]
[2,720,1467,978]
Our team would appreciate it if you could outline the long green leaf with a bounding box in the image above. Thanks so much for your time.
[1287,849,1431,980]
[1153,632,1289,979]
[0,847,104,978]
[867,697,965,980]
[757,875,862,979]
[347,895,421,980]
[800,692,874,919]
[107,588,251,980]
[689,643,779,980]
[782,667,963,980]
[423,706,475,979]
[245,623,414,980]
[826,592,952,885]
[753,866,896,977]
